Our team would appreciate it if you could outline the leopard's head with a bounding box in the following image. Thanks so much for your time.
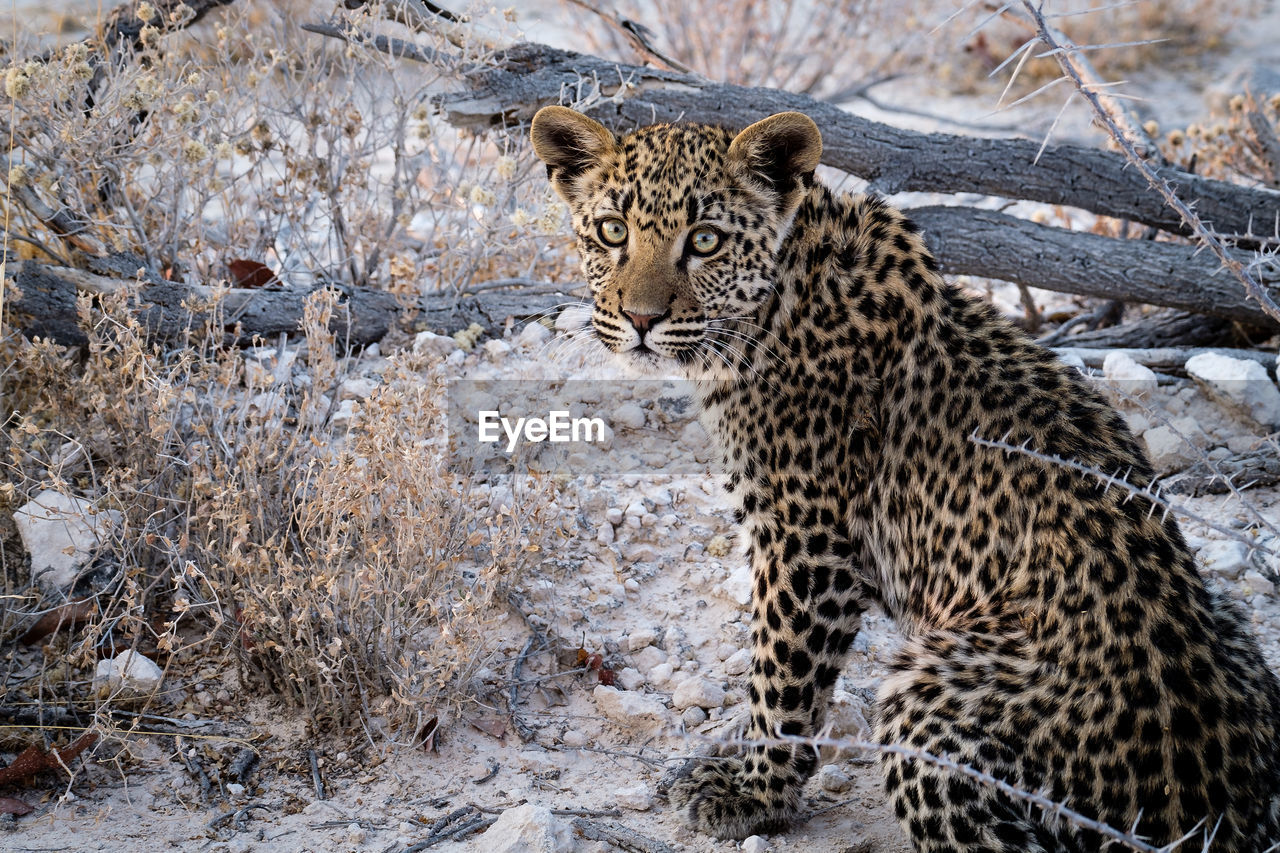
[530,107,821,368]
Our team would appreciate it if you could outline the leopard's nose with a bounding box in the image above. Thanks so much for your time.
[626,311,663,332]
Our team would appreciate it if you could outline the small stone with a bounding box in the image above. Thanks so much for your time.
[1243,569,1276,596]
[482,339,513,362]
[817,764,852,793]
[561,729,589,747]
[717,564,753,607]
[626,543,659,563]
[226,782,246,797]
[627,628,659,652]
[624,500,647,518]
[614,782,655,811]
[741,836,771,853]
[94,650,164,697]
[593,685,672,730]
[706,534,733,557]
[613,403,647,430]
[648,662,676,688]
[632,646,665,672]
[596,524,614,545]
[516,321,552,349]
[1143,426,1196,473]
[412,330,458,358]
[347,823,367,845]
[1103,352,1158,400]
[827,689,872,738]
[681,706,709,728]
[672,676,726,710]
[605,507,624,525]
[15,490,121,592]
[1186,352,1280,428]
[1123,412,1150,434]
[474,803,573,853]
[723,648,753,676]
[623,578,640,593]
[339,376,377,400]
[1226,435,1261,455]
[1200,540,1251,579]
[616,667,645,691]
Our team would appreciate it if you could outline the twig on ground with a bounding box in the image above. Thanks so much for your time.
[471,759,500,785]
[176,736,215,802]
[401,805,495,852]
[307,749,326,800]
[207,801,274,831]
[570,817,676,853]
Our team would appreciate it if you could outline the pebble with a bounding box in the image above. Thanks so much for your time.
[596,524,614,545]
[561,729,589,747]
[593,685,672,730]
[614,782,655,811]
[614,403,647,430]
[482,339,513,362]
[1200,540,1251,579]
[226,782,245,797]
[1103,352,1158,399]
[672,676,727,710]
[339,376,378,400]
[605,507,624,525]
[717,564,753,607]
[1186,352,1280,428]
[681,706,709,728]
[616,667,645,690]
[412,330,459,358]
[1143,425,1196,473]
[817,764,852,793]
[516,321,552,349]
[631,646,666,672]
[627,628,659,652]
[1243,570,1276,597]
[741,836,771,853]
[347,823,367,845]
[474,803,573,853]
[723,648,753,676]
[648,662,677,688]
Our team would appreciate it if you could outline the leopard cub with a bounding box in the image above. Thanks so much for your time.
[531,105,1280,852]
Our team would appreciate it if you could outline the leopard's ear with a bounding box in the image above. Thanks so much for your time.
[531,106,618,203]
[728,112,822,217]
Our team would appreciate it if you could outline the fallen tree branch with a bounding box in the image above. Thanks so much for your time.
[909,207,1279,327]
[6,259,573,348]
[1050,346,1275,373]
[1012,0,1280,324]
[414,40,1280,245]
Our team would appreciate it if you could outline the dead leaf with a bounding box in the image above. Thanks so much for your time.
[0,797,33,816]
[0,732,97,786]
[468,716,507,739]
[19,599,97,645]
[417,716,439,752]
[227,259,279,289]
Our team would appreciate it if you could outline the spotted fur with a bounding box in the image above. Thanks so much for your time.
[531,106,1280,851]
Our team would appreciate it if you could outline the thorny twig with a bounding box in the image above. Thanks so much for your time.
[1012,0,1280,324]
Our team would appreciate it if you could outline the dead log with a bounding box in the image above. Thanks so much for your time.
[1044,310,1241,351]
[428,41,1280,245]
[908,207,1278,327]
[6,260,573,349]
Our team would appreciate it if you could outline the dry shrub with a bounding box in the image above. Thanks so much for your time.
[1,285,546,735]
[568,0,1254,98]
[1158,92,1280,190]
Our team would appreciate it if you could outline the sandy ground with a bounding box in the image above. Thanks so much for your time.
[4,4,1280,853]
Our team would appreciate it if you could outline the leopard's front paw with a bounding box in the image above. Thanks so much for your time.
[664,757,798,839]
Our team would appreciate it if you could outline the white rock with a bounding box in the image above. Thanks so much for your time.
[1186,353,1280,428]
[561,729,588,747]
[226,782,246,797]
[516,321,552,350]
[718,564,753,607]
[555,305,592,335]
[613,403,647,430]
[596,524,614,545]
[412,330,458,359]
[626,628,659,652]
[330,398,360,428]
[626,544,659,563]
[1200,540,1251,579]
[648,662,677,688]
[1226,435,1261,455]
[1243,570,1276,596]
[1143,426,1196,473]
[474,803,573,853]
[605,507,624,526]
[1103,352,1158,399]
[346,823,367,845]
[95,650,163,696]
[593,685,672,730]
[631,646,665,672]
[827,689,872,738]
[14,490,120,592]
[681,706,709,728]
[672,676,726,710]
[339,376,378,400]
[614,783,655,811]
[1123,413,1150,435]
[616,667,645,691]
[723,648,753,676]
[741,836,771,853]
[483,339,513,362]
[817,764,852,793]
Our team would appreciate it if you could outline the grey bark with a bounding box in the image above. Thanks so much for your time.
[8,260,571,349]
[907,207,1278,327]
[1047,310,1240,350]
[437,42,1280,244]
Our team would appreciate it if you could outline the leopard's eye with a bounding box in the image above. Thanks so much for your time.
[598,218,628,246]
[689,228,721,255]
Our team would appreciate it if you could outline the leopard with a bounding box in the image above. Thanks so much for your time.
[530,104,1280,851]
